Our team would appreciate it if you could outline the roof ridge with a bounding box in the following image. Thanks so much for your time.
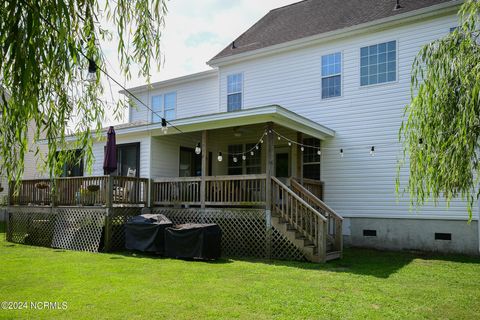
[268,0,311,13]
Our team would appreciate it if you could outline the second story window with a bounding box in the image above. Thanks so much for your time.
[152,92,176,122]
[321,52,342,99]
[227,73,242,112]
[360,40,396,86]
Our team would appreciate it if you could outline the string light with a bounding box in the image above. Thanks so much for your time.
[260,139,264,143]
[217,152,223,162]
[250,151,254,156]
[255,145,259,150]
[288,142,292,146]
[317,150,321,156]
[301,146,304,152]
[242,155,246,161]
[233,156,238,163]
[161,118,168,134]
[277,136,281,140]
[195,143,201,155]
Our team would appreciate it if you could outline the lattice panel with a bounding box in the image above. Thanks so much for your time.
[152,208,267,258]
[271,227,306,261]
[51,208,106,252]
[7,207,55,247]
[107,207,143,251]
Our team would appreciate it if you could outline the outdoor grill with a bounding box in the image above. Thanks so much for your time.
[125,214,173,253]
[164,223,222,260]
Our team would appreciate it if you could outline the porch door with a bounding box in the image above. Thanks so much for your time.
[275,147,290,181]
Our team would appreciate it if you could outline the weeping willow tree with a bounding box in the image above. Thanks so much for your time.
[0,0,166,185]
[399,0,480,218]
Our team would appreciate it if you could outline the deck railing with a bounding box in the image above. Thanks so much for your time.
[290,178,343,253]
[152,174,267,207]
[9,176,148,207]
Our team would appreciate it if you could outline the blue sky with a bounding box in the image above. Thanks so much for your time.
[101,0,298,123]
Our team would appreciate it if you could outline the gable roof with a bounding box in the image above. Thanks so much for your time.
[210,0,457,63]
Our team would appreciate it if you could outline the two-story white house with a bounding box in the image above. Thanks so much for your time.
[13,0,475,260]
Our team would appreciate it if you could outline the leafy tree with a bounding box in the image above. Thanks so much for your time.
[399,0,480,218]
[0,0,167,183]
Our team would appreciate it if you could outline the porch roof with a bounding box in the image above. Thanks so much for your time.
[118,105,335,140]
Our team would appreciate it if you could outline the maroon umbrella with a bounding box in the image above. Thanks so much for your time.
[103,126,117,175]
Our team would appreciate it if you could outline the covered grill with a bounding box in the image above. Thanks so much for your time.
[125,214,172,253]
[165,223,221,260]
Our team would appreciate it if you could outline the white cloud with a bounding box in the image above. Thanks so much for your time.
[101,0,298,125]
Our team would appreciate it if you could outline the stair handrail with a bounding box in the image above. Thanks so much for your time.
[290,178,343,221]
[271,177,327,222]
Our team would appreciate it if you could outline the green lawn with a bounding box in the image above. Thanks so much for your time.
[1,222,479,320]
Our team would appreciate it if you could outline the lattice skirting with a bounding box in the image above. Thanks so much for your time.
[6,206,305,260]
[152,208,306,261]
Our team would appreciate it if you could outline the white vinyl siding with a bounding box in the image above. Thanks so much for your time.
[130,74,219,122]
[218,13,475,220]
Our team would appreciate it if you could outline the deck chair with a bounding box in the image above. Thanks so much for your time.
[113,168,137,203]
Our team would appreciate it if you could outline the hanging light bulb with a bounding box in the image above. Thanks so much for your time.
[250,151,254,156]
[340,148,344,157]
[242,155,246,161]
[195,143,201,155]
[301,146,304,152]
[217,152,223,162]
[255,145,259,150]
[317,149,322,156]
[233,156,238,163]
[161,118,168,134]
[260,138,264,144]
[87,58,97,82]
[370,146,375,157]
[277,136,281,141]
[288,141,292,146]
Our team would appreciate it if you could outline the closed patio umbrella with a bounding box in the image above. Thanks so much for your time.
[103,126,117,175]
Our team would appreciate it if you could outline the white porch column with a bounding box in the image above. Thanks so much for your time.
[200,130,208,209]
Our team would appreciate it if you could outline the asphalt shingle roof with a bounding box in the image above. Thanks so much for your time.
[210,0,455,61]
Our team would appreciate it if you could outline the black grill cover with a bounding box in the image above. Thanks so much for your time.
[125,214,172,253]
[165,223,221,260]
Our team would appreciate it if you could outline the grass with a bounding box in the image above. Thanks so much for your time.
[0,223,479,319]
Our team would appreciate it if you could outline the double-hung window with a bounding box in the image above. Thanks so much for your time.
[151,92,176,122]
[227,73,242,112]
[360,40,396,86]
[321,52,342,99]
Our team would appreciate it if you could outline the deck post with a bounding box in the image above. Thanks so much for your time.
[200,130,208,210]
[147,178,154,208]
[265,122,274,258]
[104,175,114,252]
[296,132,303,184]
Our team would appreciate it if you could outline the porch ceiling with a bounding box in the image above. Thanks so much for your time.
[119,105,335,140]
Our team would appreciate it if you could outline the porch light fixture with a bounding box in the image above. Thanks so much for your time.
[161,118,168,134]
[340,149,344,157]
[87,58,97,82]
[217,152,223,162]
[195,143,201,155]
[370,146,375,157]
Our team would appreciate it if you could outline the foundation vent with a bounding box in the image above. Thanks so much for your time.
[435,233,452,241]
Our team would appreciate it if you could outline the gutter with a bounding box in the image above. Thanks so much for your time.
[208,1,462,67]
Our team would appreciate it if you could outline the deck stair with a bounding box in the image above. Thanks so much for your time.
[271,177,343,262]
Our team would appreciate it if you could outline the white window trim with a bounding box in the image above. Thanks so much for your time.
[226,72,244,111]
[358,39,399,88]
[151,92,177,122]
[321,51,343,100]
